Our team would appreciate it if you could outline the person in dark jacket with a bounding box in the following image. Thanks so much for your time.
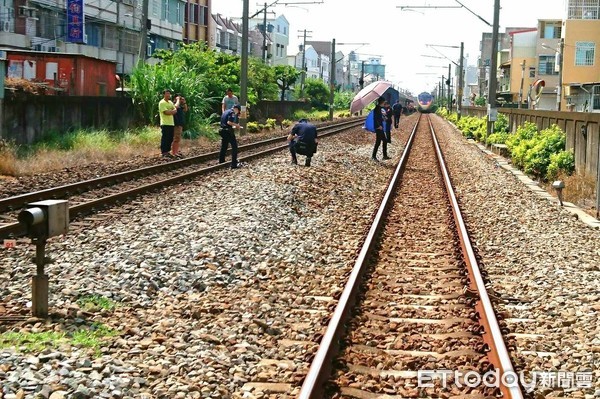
[383,101,393,144]
[219,104,243,169]
[288,119,318,166]
[372,97,390,161]
[392,99,403,129]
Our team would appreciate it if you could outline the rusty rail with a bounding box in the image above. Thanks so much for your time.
[427,116,524,399]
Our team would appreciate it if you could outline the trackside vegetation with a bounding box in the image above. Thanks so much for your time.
[438,108,574,181]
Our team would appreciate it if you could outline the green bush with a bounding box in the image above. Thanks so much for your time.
[494,113,509,134]
[521,125,566,177]
[455,116,486,141]
[486,132,509,145]
[265,118,277,129]
[282,119,293,128]
[546,150,575,180]
[247,122,260,133]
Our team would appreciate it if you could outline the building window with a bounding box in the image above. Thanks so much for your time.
[199,5,208,26]
[575,41,595,66]
[538,55,558,75]
[283,26,286,35]
[593,85,600,110]
[541,21,561,39]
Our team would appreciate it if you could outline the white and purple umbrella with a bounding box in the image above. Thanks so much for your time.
[349,80,393,114]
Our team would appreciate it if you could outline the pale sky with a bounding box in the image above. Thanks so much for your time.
[212,0,566,95]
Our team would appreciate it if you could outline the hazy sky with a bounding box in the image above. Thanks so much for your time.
[212,0,566,94]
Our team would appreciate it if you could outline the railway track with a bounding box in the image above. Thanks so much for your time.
[233,114,523,398]
[0,118,363,240]
[298,114,522,398]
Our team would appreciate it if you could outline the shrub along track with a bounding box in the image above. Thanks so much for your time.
[0,118,364,240]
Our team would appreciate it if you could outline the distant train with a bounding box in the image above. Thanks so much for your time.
[417,92,436,113]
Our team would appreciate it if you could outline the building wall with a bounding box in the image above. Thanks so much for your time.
[563,19,600,85]
[6,52,116,96]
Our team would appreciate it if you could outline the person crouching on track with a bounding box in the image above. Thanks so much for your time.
[372,97,390,161]
[219,104,243,169]
[288,118,318,166]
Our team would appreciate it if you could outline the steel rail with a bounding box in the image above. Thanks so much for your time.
[297,114,421,399]
[0,118,364,214]
[428,115,524,399]
[0,121,363,240]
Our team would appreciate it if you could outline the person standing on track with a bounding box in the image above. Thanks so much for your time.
[172,93,188,158]
[158,89,180,159]
[372,97,390,162]
[221,88,239,114]
[392,99,403,130]
[219,104,243,169]
[288,118,318,166]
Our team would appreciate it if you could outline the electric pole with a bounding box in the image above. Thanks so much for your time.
[486,0,500,139]
[139,0,149,64]
[328,38,335,121]
[447,64,451,112]
[240,0,249,131]
[457,41,464,120]
[557,37,564,111]
[298,29,311,98]
[262,2,268,63]
[518,60,526,109]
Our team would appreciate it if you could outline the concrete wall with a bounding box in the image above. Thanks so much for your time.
[462,106,600,181]
[251,100,311,123]
[2,93,135,144]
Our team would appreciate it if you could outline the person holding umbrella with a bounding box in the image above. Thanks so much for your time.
[372,97,390,161]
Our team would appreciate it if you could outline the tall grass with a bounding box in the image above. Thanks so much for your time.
[0,127,161,176]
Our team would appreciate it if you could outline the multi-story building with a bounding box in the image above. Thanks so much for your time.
[211,13,241,54]
[248,14,288,65]
[0,0,186,75]
[562,0,600,112]
[183,0,210,45]
[294,44,328,82]
[305,41,344,85]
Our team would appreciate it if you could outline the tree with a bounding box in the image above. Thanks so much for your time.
[297,78,330,110]
[248,58,278,102]
[274,65,300,101]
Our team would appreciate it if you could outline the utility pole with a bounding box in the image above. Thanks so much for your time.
[486,0,500,139]
[240,0,249,131]
[441,75,445,107]
[298,29,311,98]
[457,41,464,120]
[328,38,335,121]
[557,37,564,111]
[518,60,526,108]
[262,2,268,63]
[359,60,365,90]
[447,64,451,112]
[139,0,149,64]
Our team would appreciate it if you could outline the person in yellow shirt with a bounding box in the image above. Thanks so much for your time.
[158,89,180,159]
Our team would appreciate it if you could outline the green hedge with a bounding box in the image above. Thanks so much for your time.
[440,113,574,181]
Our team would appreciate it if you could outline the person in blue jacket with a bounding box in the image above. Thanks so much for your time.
[219,104,243,169]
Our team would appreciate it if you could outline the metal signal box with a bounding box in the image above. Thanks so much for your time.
[19,200,69,238]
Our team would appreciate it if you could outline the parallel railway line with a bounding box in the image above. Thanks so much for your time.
[0,118,364,240]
